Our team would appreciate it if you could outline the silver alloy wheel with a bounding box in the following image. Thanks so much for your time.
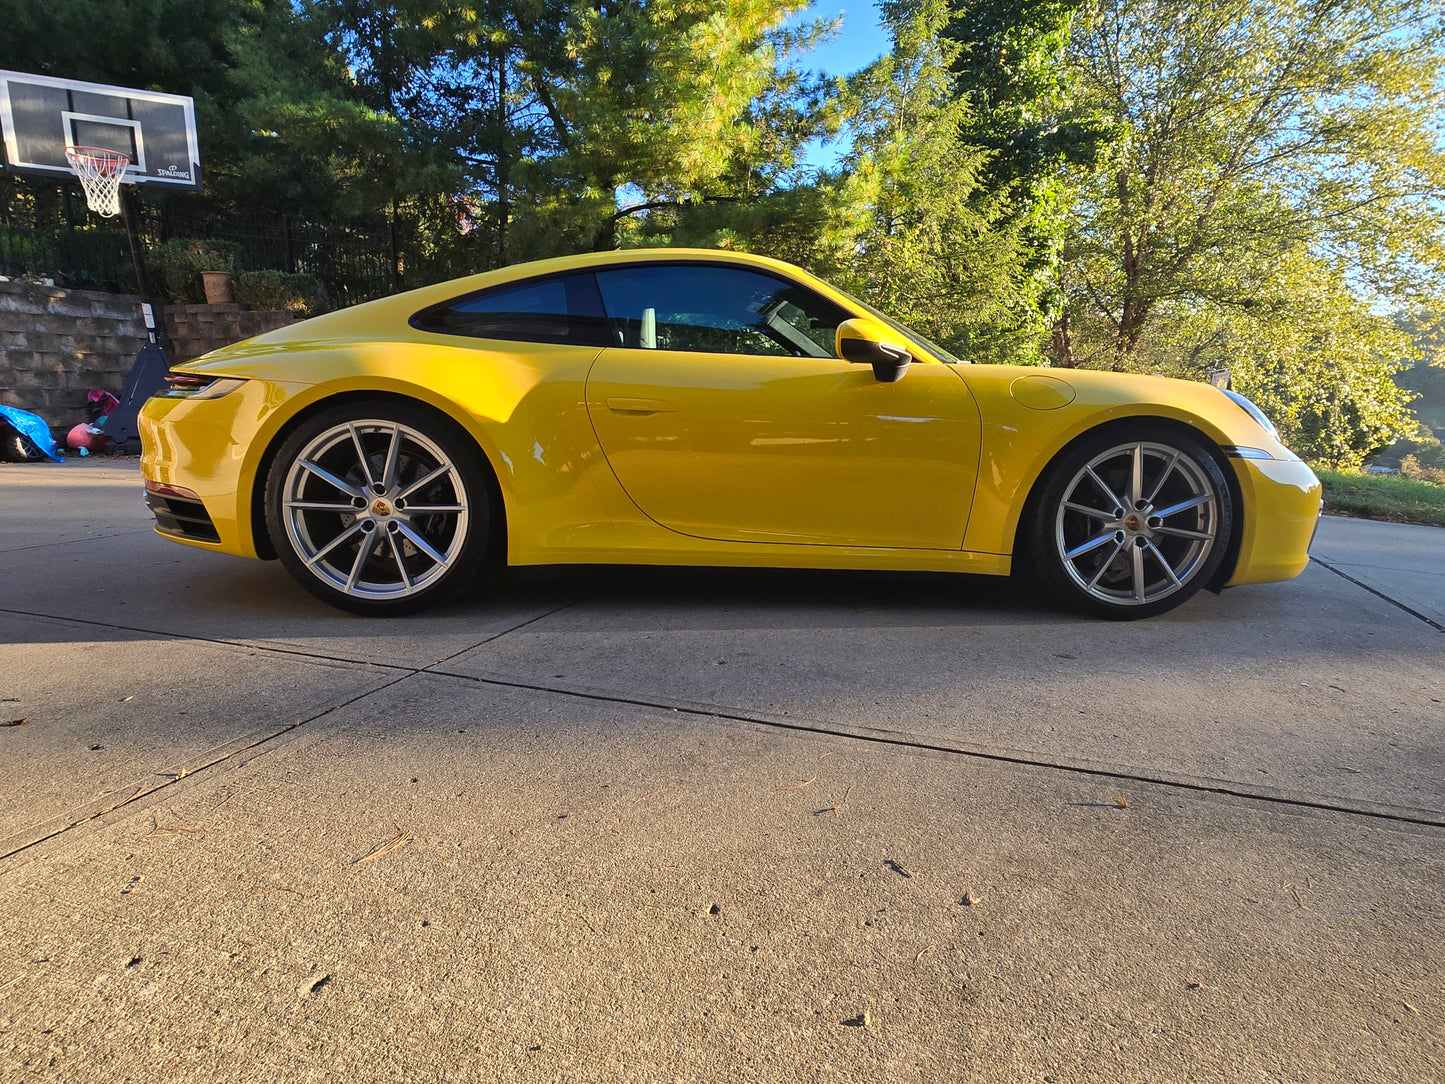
[1054,440,1220,607]
[280,419,470,601]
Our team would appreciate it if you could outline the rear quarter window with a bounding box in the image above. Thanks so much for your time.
[411,273,610,347]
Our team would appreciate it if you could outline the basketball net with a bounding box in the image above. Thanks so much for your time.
[64,145,130,218]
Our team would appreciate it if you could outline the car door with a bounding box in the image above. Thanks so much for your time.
[584,262,982,549]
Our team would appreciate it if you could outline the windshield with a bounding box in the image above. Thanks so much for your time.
[827,284,964,364]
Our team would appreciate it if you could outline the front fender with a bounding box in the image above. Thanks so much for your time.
[957,367,1299,556]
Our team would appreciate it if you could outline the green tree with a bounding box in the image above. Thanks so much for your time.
[310,0,837,268]
[809,0,1041,361]
[500,0,835,261]
[941,0,1103,346]
[1054,0,1445,369]
[1123,252,1420,468]
[1394,308,1445,431]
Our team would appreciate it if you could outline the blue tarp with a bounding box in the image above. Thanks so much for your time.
[0,404,65,463]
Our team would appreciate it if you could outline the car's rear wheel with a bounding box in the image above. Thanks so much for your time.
[1026,427,1233,619]
[265,401,489,615]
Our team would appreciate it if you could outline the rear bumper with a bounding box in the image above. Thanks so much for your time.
[138,379,297,558]
[144,482,221,543]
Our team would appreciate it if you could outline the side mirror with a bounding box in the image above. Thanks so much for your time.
[835,317,912,383]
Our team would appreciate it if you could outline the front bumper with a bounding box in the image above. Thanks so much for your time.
[1225,457,1322,586]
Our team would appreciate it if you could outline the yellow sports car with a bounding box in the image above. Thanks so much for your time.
[139,249,1321,618]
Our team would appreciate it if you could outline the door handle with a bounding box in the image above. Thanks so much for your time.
[606,397,678,415]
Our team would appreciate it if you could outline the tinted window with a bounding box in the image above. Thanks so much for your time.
[593,265,848,357]
[412,273,610,346]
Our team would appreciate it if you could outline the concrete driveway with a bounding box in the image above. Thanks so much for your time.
[1,459,1441,1082]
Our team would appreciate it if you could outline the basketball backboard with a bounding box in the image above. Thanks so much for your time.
[0,70,200,190]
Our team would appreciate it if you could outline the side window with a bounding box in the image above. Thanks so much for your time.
[411,272,610,346]
[593,265,848,358]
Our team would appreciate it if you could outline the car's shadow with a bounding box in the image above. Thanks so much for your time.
[468,563,1048,625]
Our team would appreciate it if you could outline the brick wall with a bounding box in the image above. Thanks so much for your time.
[0,280,150,428]
[164,303,297,364]
[0,281,299,433]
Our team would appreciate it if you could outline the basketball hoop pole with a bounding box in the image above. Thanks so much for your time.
[119,187,149,297]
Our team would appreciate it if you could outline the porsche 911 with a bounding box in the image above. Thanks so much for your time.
[139,249,1321,618]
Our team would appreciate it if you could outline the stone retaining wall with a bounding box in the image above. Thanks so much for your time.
[0,280,150,428]
[164,303,297,364]
[0,280,298,433]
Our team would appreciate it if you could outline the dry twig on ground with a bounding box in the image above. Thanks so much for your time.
[355,828,412,865]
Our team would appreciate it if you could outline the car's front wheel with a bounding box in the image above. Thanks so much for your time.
[1026,427,1233,619]
[265,401,490,615]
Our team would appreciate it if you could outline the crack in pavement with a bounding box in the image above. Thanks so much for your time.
[0,669,417,865]
[0,599,586,866]
[1308,555,1445,633]
[0,596,583,673]
[4,553,1442,868]
[419,669,1445,830]
[0,527,158,555]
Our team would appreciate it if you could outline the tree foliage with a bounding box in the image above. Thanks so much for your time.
[1054,0,1445,370]
[809,0,1040,359]
[1393,308,1445,431]
[6,0,1443,468]
[516,0,834,258]
[1128,252,1418,468]
[940,0,1104,341]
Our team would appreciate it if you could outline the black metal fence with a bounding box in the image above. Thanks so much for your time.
[0,216,138,292]
[140,204,400,308]
[0,176,401,307]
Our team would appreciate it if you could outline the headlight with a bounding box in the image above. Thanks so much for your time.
[1222,389,1278,439]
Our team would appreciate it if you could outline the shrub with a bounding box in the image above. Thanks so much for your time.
[1400,454,1445,486]
[234,270,330,317]
[1,224,137,290]
[1376,429,1445,471]
[146,239,239,303]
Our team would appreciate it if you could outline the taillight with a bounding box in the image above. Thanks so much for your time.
[159,373,247,400]
[164,373,211,389]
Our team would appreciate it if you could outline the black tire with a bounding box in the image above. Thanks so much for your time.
[1025,426,1234,619]
[1,421,43,462]
[264,399,491,615]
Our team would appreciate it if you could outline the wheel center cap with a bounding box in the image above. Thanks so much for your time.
[371,498,393,516]
[1122,512,1146,533]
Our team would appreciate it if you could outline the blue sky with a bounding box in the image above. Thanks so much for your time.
[798,1,889,77]
[788,1,890,171]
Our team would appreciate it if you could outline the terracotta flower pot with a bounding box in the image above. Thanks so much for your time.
[201,270,234,305]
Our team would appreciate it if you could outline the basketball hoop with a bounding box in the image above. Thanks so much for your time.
[64,145,131,218]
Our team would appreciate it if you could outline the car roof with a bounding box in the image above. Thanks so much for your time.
[447,248,818,293]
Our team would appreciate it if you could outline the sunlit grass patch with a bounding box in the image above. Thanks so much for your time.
[1316,469,1445,528]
